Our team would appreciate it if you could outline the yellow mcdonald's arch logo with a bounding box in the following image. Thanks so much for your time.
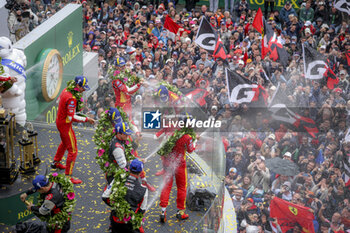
[67,31,73,48]
[289,206,298,216]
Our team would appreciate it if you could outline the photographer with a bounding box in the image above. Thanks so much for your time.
[7,1,38,42]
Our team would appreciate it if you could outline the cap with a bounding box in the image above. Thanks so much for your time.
[107,107,122,124]
[305,28,311,34]
[321,24,329,29]
[229,167,237,173]
[282,181,291,188]
[129,159,144,173]
[75,76,90,90]
[291,36,297,40]
[304,21,311,26]
[334,87,342,93]
[191,65,196,69]
[166,59,174,64]
[238,60,244,65]
[340,70,346,75]
[142,5,147,9]
[115,122,133,135]
[32,175,49,191]
[114,57,126,66]
[268,134,275,140]
[162,47,167,51]
[157,85,169,102]
[172,51,178,56]
[320,45,326,49]
[284,152,292,157]
[125,46,136,54]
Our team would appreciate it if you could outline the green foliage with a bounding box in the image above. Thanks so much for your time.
[37,173,76,230]
[66,80,84,112]
[157,127,196,157]
[107,67,140,87]
[93,107,141,229]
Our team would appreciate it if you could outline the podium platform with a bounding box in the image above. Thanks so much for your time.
[0,123,219,233]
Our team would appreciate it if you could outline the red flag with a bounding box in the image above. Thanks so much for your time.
[252,84,268,106]
[213,36,227,60]
[324,65,339,89]
[270,197,315,233]
[185,88,209,107]
[244,23,250,36]
[346,50,350,66]
[243,51,248,66]
[252,8,263,34]
[164,15,180,34]
[164,15,190,38]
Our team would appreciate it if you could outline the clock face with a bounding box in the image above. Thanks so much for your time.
[41,49,63,102]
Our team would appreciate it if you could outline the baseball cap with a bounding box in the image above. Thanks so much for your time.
[340,70,346,75]
[282,181,291,188]
[32,175,49,191]
[268,134,275,140]
[92,46,98,50]
[114,57,126,66]
[75,76,90,90]
[229,167,237,173]
[284,152,292,157]
[305,28,311,34]
[114,122,133,135]
[304,21,311,26]
[334,88,342,93]
[129,159,144,173]
[107,107,122,124]
[157,85,169,102]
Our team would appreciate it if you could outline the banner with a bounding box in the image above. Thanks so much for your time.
[195,17,217,54]
[269,83,318,138]
[270,197,315,233]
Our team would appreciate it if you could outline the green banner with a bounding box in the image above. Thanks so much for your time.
[180,0,300,11]
[0,192,38,225]
[15,4,83,122]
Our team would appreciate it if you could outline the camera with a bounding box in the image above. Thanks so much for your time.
[5,0,30,18]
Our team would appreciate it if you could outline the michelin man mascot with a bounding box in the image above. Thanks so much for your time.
[0,37,27,126]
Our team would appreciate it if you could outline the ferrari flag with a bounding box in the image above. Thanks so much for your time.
[270,197,315,233]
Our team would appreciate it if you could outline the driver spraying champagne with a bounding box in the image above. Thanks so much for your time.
[159,113,197,223]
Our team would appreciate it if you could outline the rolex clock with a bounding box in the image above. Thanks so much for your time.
[38,49,63,102]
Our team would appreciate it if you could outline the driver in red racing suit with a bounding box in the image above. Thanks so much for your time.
[112,57,142,120]
[159,120,196,223]
[51,76,95,184]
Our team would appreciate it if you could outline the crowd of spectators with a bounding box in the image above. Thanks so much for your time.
[8,0,350,232]
[81,0,350,232]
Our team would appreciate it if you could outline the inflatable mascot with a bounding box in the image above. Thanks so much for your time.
[0,36,27,126]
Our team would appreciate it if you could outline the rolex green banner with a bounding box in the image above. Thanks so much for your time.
[179,0,300,11]
[14,4,83,123]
